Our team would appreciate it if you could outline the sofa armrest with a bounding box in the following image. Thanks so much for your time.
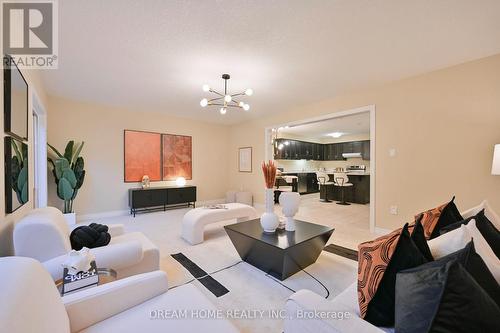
[63,270,168,332]
[284,289,384,333]
[70,223,125,237]
[42,241,143,280]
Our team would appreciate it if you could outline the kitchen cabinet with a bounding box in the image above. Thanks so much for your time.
[274,139,370,161]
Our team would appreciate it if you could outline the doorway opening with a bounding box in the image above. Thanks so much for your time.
[32,91,47,208]
[264,105,376,249]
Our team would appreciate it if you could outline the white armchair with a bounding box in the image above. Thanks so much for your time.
[14,207,159,280]
[0,257,239,333]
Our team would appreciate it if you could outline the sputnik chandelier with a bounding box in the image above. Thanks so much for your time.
[199,74,253,115]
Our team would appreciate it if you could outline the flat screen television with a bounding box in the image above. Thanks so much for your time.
[4,54,28,140]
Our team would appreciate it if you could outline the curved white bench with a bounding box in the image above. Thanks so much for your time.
[182,203,258,245]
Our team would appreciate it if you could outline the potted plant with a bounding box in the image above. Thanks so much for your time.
[48,141,85,225]
[10,140,29,205]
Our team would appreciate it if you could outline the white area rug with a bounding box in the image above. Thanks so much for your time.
[98,208,359,333]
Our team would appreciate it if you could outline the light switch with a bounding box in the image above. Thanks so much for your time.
[389,148,397,157]
[390,205,398,215]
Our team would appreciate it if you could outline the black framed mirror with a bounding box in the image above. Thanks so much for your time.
[4,54,28,140]
[4,136,29,213]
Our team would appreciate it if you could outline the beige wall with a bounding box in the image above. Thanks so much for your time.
[228,54,500,230]
[47,97,231,217]
[0,68,48,256]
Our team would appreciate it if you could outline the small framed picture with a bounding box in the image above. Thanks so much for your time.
[239,147,252,173]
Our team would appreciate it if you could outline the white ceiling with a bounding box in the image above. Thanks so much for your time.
[40,0,500,125]
[280,112,370,139]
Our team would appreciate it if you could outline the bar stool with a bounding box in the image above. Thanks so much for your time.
[316,172,334,202]
[333,173,353,205]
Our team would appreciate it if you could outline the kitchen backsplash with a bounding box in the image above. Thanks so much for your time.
[276,157,370,172]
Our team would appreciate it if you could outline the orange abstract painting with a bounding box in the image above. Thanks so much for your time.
[162,134,192,180]
[124,130,161,182]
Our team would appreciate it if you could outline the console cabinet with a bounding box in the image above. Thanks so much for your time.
[129,186,196,217]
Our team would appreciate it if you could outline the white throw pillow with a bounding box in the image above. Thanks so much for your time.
[428,224,469,259]
[465,220,500,284]
[461,200,500,230]
[429,220,500,284]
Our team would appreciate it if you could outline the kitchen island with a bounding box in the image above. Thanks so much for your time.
[320,173,370,204]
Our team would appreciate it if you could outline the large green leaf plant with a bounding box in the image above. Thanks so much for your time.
[47,141,85,214]
[10,140,28,204]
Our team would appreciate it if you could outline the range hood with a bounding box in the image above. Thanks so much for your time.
[342,152,362,159]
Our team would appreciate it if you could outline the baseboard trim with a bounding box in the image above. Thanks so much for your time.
[76,198,227,222]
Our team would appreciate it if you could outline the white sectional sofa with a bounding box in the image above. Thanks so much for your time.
[284,282,387,333]
[0,256,239,333]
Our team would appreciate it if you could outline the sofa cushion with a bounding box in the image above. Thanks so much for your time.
[416,197,462,240]
[410,217,433,261]
[429,221,500,284]
[441,209,500,259]
[395,260,500,333]
[359,224,428,326]
[79,283,239,333]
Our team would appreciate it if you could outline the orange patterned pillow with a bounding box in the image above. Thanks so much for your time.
[357,227,402,318]
[416,201,448,239]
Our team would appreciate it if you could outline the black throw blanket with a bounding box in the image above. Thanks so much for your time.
[70,223,111,250]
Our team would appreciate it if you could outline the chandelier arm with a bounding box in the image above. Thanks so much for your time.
[210,90,224,97]
[230,92,246,97]
[209,103,242,108]
[208,97,223,103]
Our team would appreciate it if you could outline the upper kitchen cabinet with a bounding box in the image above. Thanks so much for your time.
[274,138,370,161]
[361,140,370,160]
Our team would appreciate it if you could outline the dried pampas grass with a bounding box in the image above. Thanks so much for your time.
[261,160,277,189]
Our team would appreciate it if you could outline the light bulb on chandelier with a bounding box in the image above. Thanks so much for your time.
[202,84,210,92]
[243,104,250,111]
[200,98,208,107]
[220,107,227,115]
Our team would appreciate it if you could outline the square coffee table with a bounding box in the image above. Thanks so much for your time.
[224,219,334,280]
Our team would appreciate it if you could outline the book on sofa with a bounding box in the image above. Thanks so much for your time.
[62,260,99,295]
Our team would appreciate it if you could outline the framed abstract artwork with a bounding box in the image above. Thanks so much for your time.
[239,147,252,172]
[124,130,162,182]
[162,134,192,180]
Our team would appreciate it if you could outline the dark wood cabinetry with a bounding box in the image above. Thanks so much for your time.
[275,139,370,161]
[129,186,196,217]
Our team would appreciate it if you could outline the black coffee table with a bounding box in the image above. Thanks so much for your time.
[224,219,334,280]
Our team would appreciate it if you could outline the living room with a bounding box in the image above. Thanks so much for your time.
[1,1,500,333]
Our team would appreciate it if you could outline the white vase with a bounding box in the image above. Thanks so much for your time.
[260,188,279,233]
[63,212,76,227]
[279,192,301,232]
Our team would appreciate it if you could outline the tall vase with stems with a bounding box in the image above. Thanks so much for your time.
[260,161,279,233]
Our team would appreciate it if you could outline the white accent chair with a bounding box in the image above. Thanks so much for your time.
[182,203,258,245]
[0,257,239,333]
[333,173,354,206]
[13,207,159,280]
[316,172,335,202]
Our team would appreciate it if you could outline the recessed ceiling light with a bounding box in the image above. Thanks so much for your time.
[328,132,343,138]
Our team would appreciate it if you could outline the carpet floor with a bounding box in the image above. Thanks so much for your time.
[96,208,360,332]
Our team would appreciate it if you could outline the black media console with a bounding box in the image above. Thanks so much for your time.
[128,186,196,217]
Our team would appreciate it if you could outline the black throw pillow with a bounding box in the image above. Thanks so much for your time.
[395,260,500,333]
[70,223,111,250]
[440,209,500,259]
[364,223,429,327]
[429,196,463,239]
[411,217,434,262]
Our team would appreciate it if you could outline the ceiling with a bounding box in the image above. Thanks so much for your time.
[40,0,500,125]
[280,112,370,139]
